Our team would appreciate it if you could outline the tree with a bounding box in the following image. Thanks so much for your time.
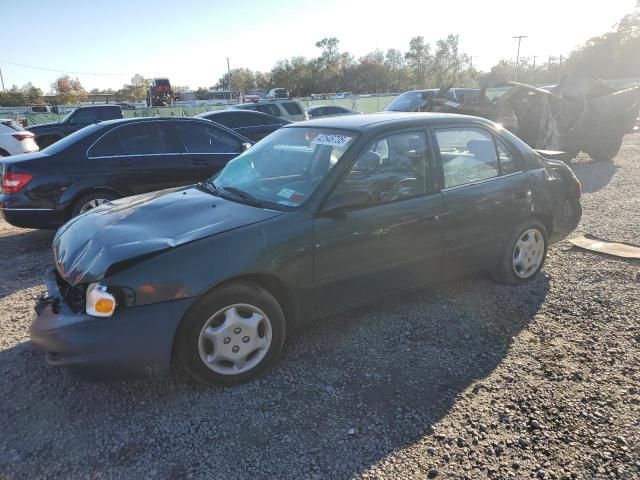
[21,82,44,104]
[50,75,87,104]
[194,87,210,100]
[0,83,45,106]
[431,35,469,86]
[404,36,432,88]
[215,68,255,95]
[565,5,640,79]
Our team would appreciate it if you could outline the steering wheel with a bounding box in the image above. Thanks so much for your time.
[380,177,418,202]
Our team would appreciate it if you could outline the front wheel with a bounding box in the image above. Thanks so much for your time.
[176,282,286,385]
[491,221,548,284]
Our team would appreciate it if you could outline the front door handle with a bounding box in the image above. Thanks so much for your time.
[513,190,529,200]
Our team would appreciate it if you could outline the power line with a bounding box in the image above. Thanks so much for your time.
[0,59,125,76]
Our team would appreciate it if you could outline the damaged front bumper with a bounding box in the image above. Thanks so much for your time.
[30,269,196,380]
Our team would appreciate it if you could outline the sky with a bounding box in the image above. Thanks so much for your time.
[0,0,636,93]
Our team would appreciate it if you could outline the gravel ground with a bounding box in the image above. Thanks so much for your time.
[0,135,639,480]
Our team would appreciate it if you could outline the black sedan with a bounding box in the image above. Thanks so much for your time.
[196,109,290,142]
[31,113,582,385]
[0,117,251,229]
[306,105,360,118]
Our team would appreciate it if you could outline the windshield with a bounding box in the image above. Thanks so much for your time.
[385,91,437,112]
[206,127,357,209]
[61,109,77,123]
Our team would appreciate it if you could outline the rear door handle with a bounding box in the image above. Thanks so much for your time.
[113,159,132,167]
[191,158,210,165]
[513,191,529,200]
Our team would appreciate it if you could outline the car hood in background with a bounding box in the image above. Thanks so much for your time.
[26,122,62,132]
[53,186,282,286]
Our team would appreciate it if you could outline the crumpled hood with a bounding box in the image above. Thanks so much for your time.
[53,186,282,286]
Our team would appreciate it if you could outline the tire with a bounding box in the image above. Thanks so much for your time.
[584,119,624,161]
[491,221,548,285]
[71,192,118,218]
[176,281,286,386]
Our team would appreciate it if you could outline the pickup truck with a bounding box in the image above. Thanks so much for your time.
[27,105,123,148]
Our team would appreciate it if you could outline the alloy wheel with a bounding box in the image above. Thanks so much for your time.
[79,198,109,214]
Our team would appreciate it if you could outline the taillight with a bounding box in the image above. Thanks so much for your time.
[1,172,33,193]
[12,133,34,142]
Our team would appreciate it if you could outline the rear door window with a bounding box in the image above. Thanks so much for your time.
[97,108,120,120]
[435,127,499,188]
[176,122,241,153]
[282,102,303,115]
[118,123,177,155]
[70,108,99,124]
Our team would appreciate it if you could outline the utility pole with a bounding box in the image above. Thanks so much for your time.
[512,35,528,81]
[532,55,538,85]
[0,65,5,92]
[558,55,563,82]
[470,56,474,70]
[226,57,232,101]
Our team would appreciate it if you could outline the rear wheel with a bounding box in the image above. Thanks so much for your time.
[176,281,286,386]
[491,221,548,284]
[71,192,118,218]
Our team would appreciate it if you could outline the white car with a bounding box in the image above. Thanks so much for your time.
[0,119,39,157]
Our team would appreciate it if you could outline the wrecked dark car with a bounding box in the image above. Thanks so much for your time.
[31,113,582,385]
[0,117,251,229]
[386,76,640,161]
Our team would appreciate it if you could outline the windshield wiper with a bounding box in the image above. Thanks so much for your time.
[221,186,263,207]
[199,179,221,196]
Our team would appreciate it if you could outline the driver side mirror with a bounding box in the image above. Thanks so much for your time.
[241,142,252,152]
[320,189,372,216]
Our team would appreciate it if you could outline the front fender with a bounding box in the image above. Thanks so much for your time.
[103,213,314,309]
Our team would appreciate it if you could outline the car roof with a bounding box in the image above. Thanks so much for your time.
[286,112,494,131]
[96,116,220,127]
[307,105,349,110]
[197,109,291,122]
[199,109,266,116]
[76,104,121,108]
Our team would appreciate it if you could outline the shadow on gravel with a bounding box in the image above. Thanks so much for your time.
[0,274,550,479]
[0,228,54,299]
[570,159,618,194]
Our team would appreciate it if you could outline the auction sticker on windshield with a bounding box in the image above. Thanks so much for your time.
[311,133,352,147]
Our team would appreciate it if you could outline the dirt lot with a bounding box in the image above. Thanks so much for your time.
[0,135,639,480]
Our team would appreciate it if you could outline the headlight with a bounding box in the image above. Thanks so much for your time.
[86,283,116,317]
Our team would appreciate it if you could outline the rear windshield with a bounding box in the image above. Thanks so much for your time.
[1,120,24,131]
[282,102,303,115]
[41,124,102,154]
[155,79,170,86]
[275,89,287,94]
